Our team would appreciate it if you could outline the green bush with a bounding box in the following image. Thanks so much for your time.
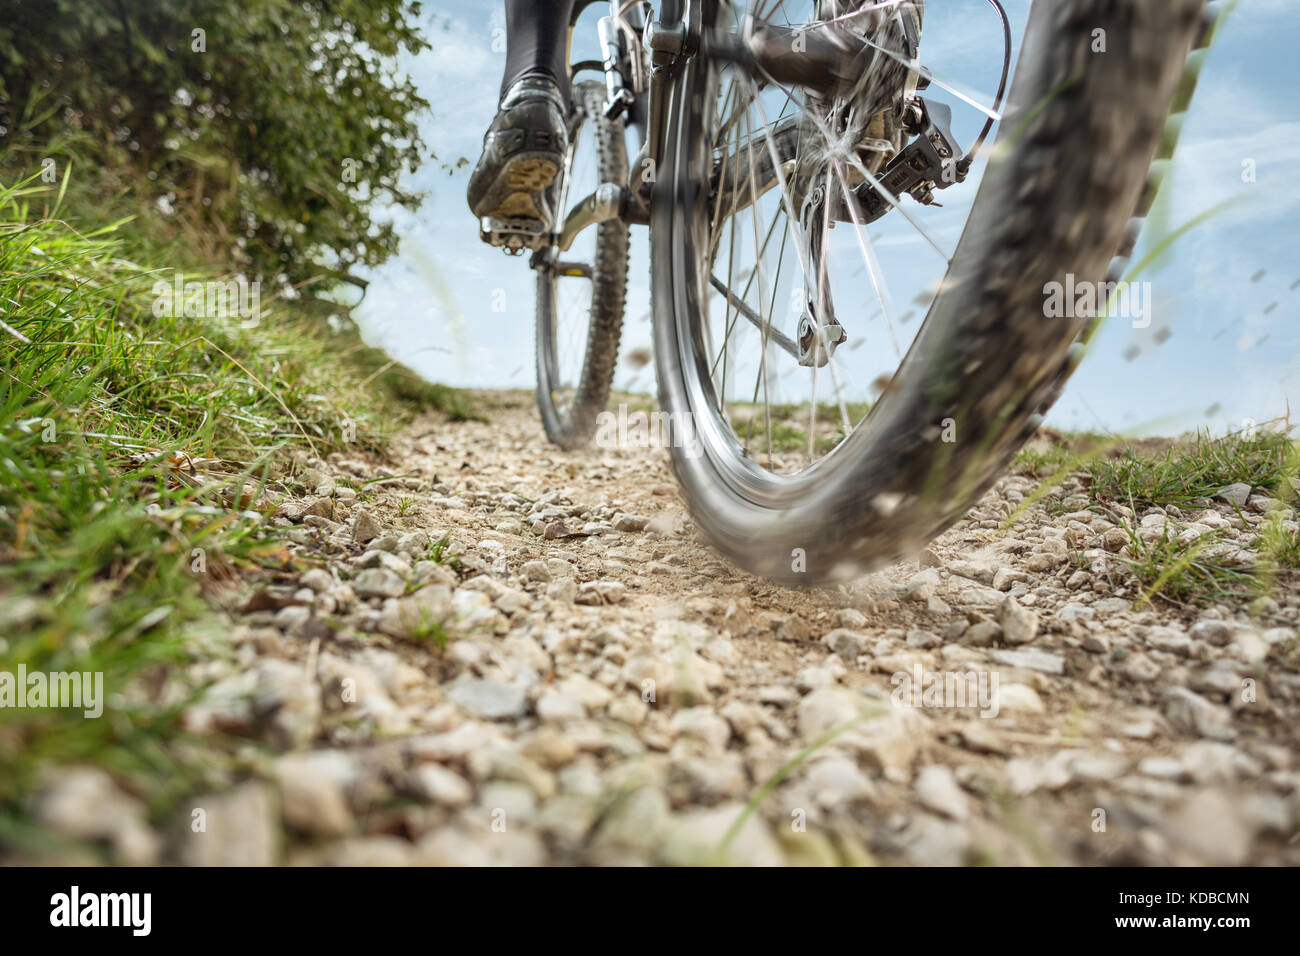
[0,0,430,286]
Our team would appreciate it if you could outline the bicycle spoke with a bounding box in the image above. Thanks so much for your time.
[710,275,800,359]
[746,77,852,425]
[855,32,1003,123]
[819,164,854,438]
[828,151,902,361]
[781,80,953,262]
[741,107,776,467]
[710,208,782,378]
[708,80,743,262]
[691,0,995,477]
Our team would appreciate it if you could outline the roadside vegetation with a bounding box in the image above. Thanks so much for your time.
[1011,424,1299,610]
[0,0,456,854]
[0,163,471,853]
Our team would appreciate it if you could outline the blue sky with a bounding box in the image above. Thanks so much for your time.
[355,0,1299,437]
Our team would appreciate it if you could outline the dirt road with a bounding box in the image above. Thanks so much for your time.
[37,391,1298,866]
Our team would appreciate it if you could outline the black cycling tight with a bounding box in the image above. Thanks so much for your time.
[501,0,577,103]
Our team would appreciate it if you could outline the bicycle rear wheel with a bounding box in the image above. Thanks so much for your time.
[535,80,630,449]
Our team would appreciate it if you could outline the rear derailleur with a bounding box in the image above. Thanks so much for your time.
[853,95,965,223]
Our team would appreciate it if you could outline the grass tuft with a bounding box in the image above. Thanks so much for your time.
[1087,426,1295,508]
[0,165,466,849]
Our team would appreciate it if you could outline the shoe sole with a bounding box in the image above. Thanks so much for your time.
[480,153,562,222]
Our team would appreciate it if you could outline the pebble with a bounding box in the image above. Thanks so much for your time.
[576,580,627,605]
[797,687,863,740]
[1163,687,1234,741]
[409,763,474,807]
[906,628,942,650]
[378,584,452,639]
[35,768,161,866]
[1121,652,1162,683]
[521,559,551,582]
[988,647,1065,675]
[914,765,969,821]
[302,497,334,519]
[178,781,278,866]
[547,578,577,603]
[253,658,320,749]
[521,728,581,767]
[822,628,869,660]
[998,595,1040,645]
[300,568,333,592]
[658,804,785,866]
[447,678,529,721]
[119,402,1297,869]
[276,751,355,837]
[796,666,836,692]
[536,690,587,723]
[354,567,406,599]
[963,621,1002,647]
[836,608,869,629]
[352,509,382,544]
[1213,483,1252,508]
[904,568,940,602]
[1161,788,1255,865]
[612,513,649,532]
[996,683,1045,714]
[805,756,875,807]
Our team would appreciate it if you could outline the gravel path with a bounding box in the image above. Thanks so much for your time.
[37,391,1299,865]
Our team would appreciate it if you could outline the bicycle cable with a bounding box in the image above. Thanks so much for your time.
[957,0,1012,177]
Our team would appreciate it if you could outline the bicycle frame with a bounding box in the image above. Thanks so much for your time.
[553,0,651,254]
[555,0,890,254]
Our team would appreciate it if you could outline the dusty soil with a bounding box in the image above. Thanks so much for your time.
[30,391,1300,866]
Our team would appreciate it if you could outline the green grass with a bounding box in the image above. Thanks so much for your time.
[408,615,453,650]
[762,421,811,454]
[0,164,466,855]
[753,400,873,424]
[722,400,872,457]
[1087,428,1295,508]
[1011,426,1298,609]
[1011,431,1109,479]
[1258,514,1300,569]
[600,395,872,459]
[1095,428,1298,608]
[1118,525,1254,607]
[426,531,463,572]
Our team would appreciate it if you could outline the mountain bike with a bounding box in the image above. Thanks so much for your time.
[497,0,1218,584]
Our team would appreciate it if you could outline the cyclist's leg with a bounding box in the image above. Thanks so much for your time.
[501,0,576,105]
[467,1,575,234]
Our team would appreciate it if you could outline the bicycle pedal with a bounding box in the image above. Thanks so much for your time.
[481,217,549,254]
